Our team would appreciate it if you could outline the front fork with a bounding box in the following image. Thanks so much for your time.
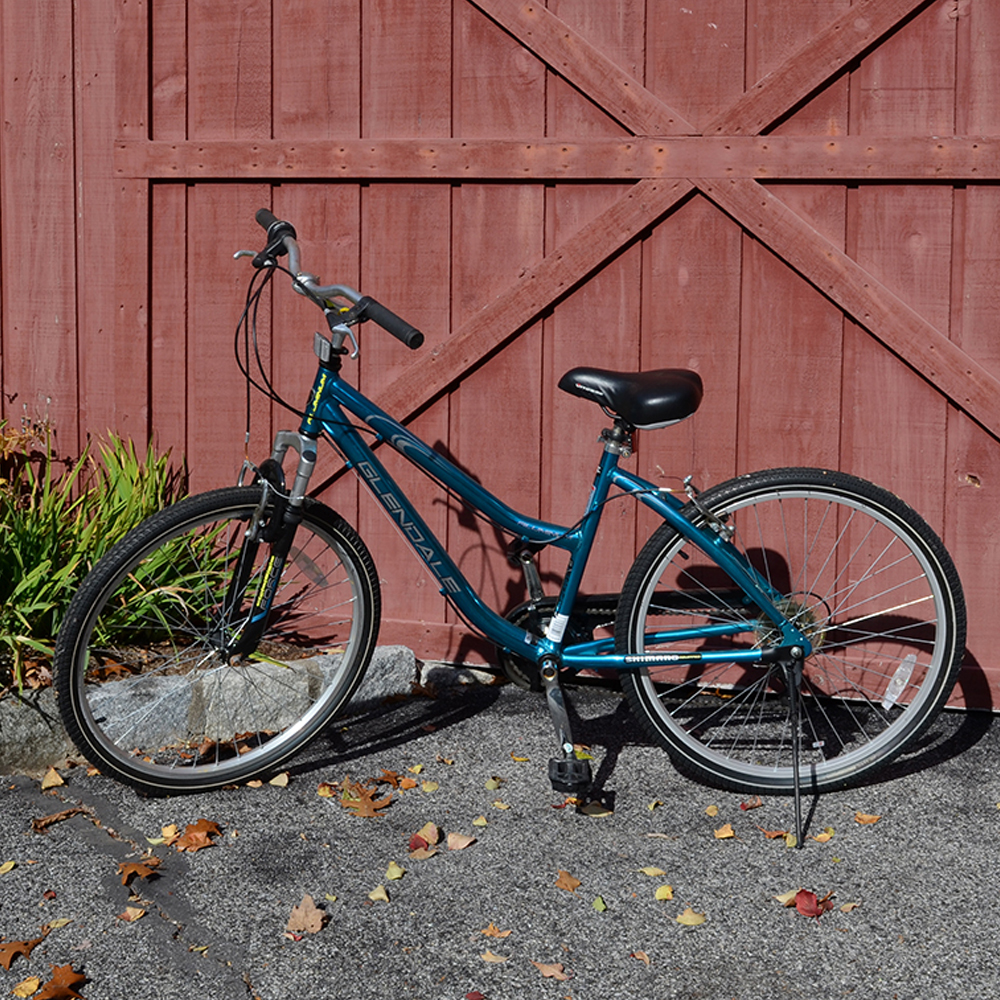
[224,431,318,658]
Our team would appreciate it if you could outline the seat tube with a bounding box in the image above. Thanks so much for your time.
[544,445,619,645]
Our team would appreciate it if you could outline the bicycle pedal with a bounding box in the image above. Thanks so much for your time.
[548,757,592,795]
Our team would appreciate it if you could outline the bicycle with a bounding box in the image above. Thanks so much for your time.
[55,210,967,828]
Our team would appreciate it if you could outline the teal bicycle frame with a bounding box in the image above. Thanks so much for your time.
[272,360,812,673]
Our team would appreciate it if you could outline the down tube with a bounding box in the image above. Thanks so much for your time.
[323,417,541,659]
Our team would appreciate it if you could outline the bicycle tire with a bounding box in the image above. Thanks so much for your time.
[616,467,965,794]
[55,486,380,794]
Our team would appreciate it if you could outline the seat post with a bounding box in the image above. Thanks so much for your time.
[599,419,633,459]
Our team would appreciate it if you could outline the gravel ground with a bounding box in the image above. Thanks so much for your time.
[0,679,997,1000]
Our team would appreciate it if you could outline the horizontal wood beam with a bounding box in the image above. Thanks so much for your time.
[698,177,1000,439]
[115,136,1000,181]
[377,178,695,421]
[706,0,937,135]
[466,0,697,136]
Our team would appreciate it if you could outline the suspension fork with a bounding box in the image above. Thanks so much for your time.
[224,431,317,658]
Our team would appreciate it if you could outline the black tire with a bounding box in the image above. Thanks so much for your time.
[617,468,965,794]
[55,486,380,794]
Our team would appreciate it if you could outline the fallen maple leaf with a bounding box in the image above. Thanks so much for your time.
[34,964,87,1000]
[554,870,581,893]
[531,961,569,981]
[118,857,161,885]
[0,930,50,970]
[286,894,326,934]
[855,812,881,825]
[480,922,512,939]
[174,819,222,852]
[339,779,393,818]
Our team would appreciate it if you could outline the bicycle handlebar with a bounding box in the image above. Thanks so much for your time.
[252,209,425,350]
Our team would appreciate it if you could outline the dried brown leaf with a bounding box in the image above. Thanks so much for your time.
[554,870,581,893]
[854,812,881,825]
[630,950,651,966]
[447,832,476,851]
[286,895,325,935]
[118,857,161,885]
[531,961,569,981]
[480,950,507,963]
[480,922,512,939]
[34,964,87,1000]
[174,819,222,852]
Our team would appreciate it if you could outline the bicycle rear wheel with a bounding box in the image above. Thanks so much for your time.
[55,486,380,794]
[617,468,965,794]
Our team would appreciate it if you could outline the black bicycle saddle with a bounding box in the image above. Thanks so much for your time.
[558,367,703,429]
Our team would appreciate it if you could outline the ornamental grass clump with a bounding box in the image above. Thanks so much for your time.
[0,419,185,692]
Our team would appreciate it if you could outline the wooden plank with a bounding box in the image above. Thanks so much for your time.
[541,186,642,595]
[1,2,79,440]
[542,3,647,590]
[736,2,850,478]
[114,0,151,449]
[706,0,937,135]
[447,184,545,622]
[448,6,546,630]
[377,178,695,423]
[187,0,271,140]
[942,0,1000,707]
[357,1,453,631]
[645,0,745,128]
[468,0,697,135]
[362,0,451,139]
[273,0,361,139]
[454,0,545,138]
[150,0,186,139]
[185,184,271,490]
[637,193,743,531]
[699,177,1000,440]
[115,135,1000,180]
[76,0,129,440]
[149,184,188,461]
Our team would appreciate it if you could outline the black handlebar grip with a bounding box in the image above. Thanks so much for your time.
[354,296,425,350]
[252,209,297,268]
[255,207,279,230]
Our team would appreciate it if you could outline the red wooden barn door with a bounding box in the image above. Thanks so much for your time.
[111,0,1000,706]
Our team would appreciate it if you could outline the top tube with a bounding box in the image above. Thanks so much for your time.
[310,370,581,553]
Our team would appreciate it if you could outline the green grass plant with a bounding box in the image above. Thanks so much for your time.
[0,420,186,691]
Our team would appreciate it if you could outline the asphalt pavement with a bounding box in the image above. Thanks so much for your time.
[1,665,998,1000]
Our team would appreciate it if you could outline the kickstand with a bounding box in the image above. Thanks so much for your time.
[783,656,805,849]
[540,660,592,797]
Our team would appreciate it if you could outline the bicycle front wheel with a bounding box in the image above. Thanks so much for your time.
[617,468,965,794]
[55,486,380,794]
